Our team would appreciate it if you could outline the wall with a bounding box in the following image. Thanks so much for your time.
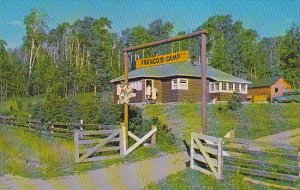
[249,87,271,101]
[271,78,292,100]
[161,78,178,103]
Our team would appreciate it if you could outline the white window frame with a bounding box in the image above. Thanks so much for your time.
[171,79,178,90]
[117,84,121,95]
[209,82,247,94]
[172,78,189,90]
[129,80,142,91]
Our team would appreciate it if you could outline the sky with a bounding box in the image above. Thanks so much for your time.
[0,0,300,49]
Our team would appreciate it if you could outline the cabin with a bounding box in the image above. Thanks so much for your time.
[111,62,251,104]
[248,76,292,102]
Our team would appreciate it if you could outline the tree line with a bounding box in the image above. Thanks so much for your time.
[0,10,299,101]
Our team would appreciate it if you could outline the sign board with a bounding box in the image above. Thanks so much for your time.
[118,83,134,104]
[136,51,189,69]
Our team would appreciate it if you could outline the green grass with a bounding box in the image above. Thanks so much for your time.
[0,96,44,118]
[146,168,300,190]
[145,168,274,190]
[144,103,300,190]
[144,103,300,141]
[0,124,179,179]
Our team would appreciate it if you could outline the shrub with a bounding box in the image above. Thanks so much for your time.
[228,91,242,110]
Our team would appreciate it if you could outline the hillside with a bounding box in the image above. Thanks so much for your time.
[143,103,300,143]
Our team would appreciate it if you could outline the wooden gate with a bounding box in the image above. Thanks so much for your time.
[190,132,223,179]
[74,124,157,163]
[121,125,157,156]
[74,128,121,163]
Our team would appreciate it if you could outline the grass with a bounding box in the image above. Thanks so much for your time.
[0,124,179,179]
[144,103,300,141]
[0,96,43,118]
[144,103,300,190]
[145,168,273,190]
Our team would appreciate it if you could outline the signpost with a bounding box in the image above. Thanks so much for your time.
[136,51,189,69]
[123,30,208,150]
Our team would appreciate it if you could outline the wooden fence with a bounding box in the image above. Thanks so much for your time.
[74,128,121,163]
[74,124,157,163]
[191,132,300,183]
[223,138,300,182]
[190,132,223,180]
[0,115,112,137]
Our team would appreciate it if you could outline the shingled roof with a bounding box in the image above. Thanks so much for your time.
[111,62,251,84]
[249,76,282,88]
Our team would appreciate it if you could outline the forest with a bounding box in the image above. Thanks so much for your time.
[0,9,300,101]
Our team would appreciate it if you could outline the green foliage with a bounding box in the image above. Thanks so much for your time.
[227,91,242,110]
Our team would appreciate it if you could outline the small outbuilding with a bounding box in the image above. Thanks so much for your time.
[111,62,251,104]
[248,76,292,102]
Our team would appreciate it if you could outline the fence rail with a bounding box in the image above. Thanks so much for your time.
[74,129,121,163]
[0,115,117,137]
[191,131,300,184]
[223,137,300,182]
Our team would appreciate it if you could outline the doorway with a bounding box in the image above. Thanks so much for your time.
[145,79,153,100]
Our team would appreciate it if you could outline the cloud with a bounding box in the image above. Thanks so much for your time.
[9,20,23,27]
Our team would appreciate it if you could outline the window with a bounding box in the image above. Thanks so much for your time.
[215,83,220,91]
[222,83,227,91]
[234,83,240,92]
[241,84,247,93]
[129,81,142,91]
[172,78,188,90]
[117,84,121,95]
[229,83,234,91]
[210,83,215,92]
[171,79,178,90]
[209,82,247,94]
[275,88,278,93]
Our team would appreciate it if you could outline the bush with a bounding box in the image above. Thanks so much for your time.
[228,91,242,110]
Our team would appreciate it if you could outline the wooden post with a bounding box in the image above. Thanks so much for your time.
[80,119,84,130]
[151,125,156,146]
[74,131,79,163]
[120,123,126,157]
[201,33,207,134]
[190,133,194,169]
[298,152,300,177]
[124,51,129,150]
[224,130,235,139]
[217,138,223,180]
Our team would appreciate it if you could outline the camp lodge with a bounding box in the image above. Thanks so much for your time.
[111,51,251,104]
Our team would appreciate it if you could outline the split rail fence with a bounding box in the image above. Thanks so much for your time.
[191,132,300,183]
[0,115,107,136]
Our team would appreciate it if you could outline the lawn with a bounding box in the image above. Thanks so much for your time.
[0,124,179,179]
[144,103,300,190]
[144,103,300,142]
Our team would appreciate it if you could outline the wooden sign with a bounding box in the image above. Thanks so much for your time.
[136,51,189,69]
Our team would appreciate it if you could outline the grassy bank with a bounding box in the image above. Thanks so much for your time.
[0,124,178,179]
[144,103,300,190]
[143,103,300,142]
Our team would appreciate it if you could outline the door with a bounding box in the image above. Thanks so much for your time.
[145,79,153,100]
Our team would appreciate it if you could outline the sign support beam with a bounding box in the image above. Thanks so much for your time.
[122,30,208,149]
[201,33,207,134]
[124,51,129,148]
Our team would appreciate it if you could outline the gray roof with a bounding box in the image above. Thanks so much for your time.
[111,62,251,84]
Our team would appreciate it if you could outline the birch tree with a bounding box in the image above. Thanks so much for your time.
[24,9,47,95]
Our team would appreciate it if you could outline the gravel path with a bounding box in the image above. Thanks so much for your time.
[0,152,188,190]
[255,127,300,144]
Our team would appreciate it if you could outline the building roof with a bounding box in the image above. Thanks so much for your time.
[249,76,282,88]
[111,62,251,84]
